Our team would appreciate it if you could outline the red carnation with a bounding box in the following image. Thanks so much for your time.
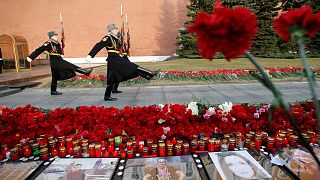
[273,5,320,41]
[213,0,223,9]
[188,7,258,60]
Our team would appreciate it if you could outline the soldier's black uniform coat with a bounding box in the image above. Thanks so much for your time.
[88,34,138,83]
[28,40,78,80]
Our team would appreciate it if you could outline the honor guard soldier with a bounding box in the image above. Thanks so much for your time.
[86,23,159,101]
[112,33,130,94]
[27,31,92,95]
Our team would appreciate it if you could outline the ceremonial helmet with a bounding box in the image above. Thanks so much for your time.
[47,31,58,38]
[106,23,118,32]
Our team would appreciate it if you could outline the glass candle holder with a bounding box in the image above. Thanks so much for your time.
[66,137,73,148]
[159,143,166,157]
[151,144,158,156]
[127,149,133,159]
[183,143,190,155]
[89,143,95,157]
[10,147,19,161]
[147,139,153,151]
[23,146,32,158]
[48,140,56,149]
[81,142,89,157]
[72,140,79,147]
[249,141,255,150]
[276,137,283,148]
[95,144,102,158]
[40,148,49,160]
[175,144,182,156]
[202,137,208,147]
[67,146,74,156]
[208,138,214,152]
[198,140,205,151]
[177,140,183,145]
[290,135,298,146]
[102,148,110,158]
[229,138,236,151]
[40,134,48,144]
[74,146,82,158]
[32,143,40,156]
[266,137,274,151]
[214,139,221,152]
[58,136,66,145]
[143,147,149,156]
[261,132,268,144]
[59,147,67,158]
[51,147,59,157]
[167,143,174,156]
[120,150,127,159]
[221,139,229,151]
[191,140,198,152]
[254,137,262,150]
[16,143,23,155]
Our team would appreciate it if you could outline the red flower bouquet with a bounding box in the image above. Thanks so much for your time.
[188,7,258,60]
[273,5,320,41]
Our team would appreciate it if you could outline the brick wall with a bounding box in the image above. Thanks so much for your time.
[0,0,190,57]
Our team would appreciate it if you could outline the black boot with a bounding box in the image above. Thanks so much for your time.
[104,97,117,101]
[104,84,117,101]
[75,68,93,76]
[112,83,122,93]
[51,91,63,95]
[137,67,160,80]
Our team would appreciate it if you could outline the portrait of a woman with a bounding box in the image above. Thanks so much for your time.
[211,151,271,180]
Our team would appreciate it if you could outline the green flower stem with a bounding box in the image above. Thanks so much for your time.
[298,40,320,128]
[245,51,320,167]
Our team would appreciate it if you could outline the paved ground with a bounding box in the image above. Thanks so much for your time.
[0,82,319,109]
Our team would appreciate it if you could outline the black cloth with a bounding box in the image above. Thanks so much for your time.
[88,34,138,83]
[105,62,115,96]
[0,48,2,74]
[28,40,78,81]
[51,67,58,92]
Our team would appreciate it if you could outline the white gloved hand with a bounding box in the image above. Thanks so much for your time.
[27,57,32,62]
[85,55,92,63]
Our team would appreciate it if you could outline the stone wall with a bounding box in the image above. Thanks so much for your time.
[0,0,190,57]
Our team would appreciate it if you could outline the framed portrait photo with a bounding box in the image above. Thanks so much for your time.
[209,150,272,180]
[123,155,202,180]
[0,160,42,180]
[35,158,118,180]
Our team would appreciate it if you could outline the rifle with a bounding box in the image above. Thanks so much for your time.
[126,27,130,56]
[119,22,125,55]
[60,13,65,55]
[125,13,130,56]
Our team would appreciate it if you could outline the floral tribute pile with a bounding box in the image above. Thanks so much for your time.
[0,101,319,160]
[57,67,320,87]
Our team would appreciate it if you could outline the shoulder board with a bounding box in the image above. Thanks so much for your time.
[43,42,50,46]
[102,35,111,42]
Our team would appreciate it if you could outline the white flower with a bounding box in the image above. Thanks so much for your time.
[158,104,165,109]
[218,102,233,113]
[163,127,170,134]
[187,102,199,115]
[254,113,260,118]
[203,114,210,120]
[207,107,216,115]
[203,107,216,119]
[161,134,166,139]
[158,119,166,124]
